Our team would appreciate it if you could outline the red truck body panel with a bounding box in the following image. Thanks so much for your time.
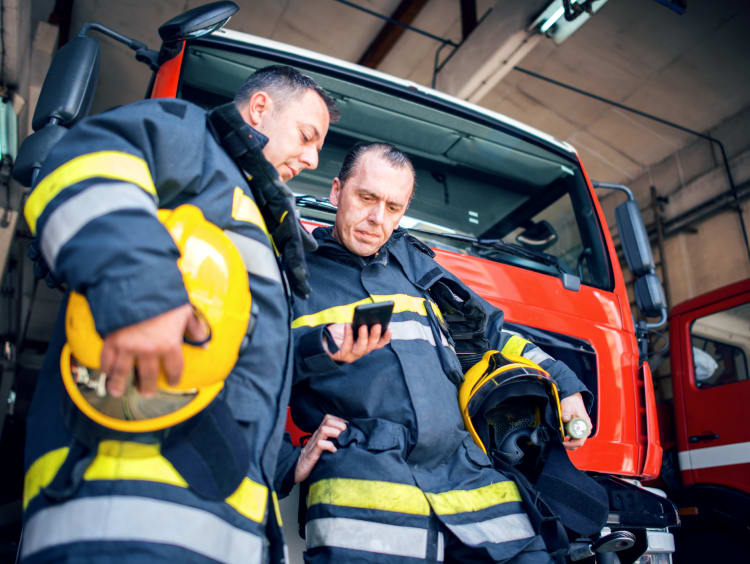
[669,278,750,494]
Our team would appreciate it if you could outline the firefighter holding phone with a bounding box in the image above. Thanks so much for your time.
[283,142,594,564]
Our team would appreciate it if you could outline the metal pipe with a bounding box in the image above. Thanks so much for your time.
[334,0,459,47]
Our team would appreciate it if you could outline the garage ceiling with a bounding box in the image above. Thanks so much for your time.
[26,0,750,186]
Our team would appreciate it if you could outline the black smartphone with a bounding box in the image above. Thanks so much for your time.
[352,301,394,334]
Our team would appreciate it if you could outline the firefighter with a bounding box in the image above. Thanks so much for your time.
[284,142,593,563]
[20,65,338,563]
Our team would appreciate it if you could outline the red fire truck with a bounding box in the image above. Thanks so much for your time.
[4,2,680,562]
[656,278,750,559]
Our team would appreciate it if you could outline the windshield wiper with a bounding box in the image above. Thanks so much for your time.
[474,238,581,291]
[295,194,337,214]
[405,226,478,243]
[474,238,560,266]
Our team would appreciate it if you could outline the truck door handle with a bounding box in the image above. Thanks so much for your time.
[689,433,719,443]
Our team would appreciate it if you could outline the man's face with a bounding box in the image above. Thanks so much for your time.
[244,89,330,182]
[330,152,413,257]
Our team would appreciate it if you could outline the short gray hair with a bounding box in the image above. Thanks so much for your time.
[338,142,416,193]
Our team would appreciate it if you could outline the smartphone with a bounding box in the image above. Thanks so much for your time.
[352,301,394,334]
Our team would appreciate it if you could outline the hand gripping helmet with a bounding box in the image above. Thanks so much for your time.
[60,204,252,434]
[459,348,565,470]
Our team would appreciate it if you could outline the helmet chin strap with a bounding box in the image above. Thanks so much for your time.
[207,102,317,299]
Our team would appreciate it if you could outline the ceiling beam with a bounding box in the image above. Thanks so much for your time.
[435,0,548,103]
[357,0,430,69]
[460,0,477,40]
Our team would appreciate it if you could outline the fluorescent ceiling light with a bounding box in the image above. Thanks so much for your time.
[530,0,609,44]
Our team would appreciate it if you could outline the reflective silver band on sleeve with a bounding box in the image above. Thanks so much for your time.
[389,320,450,347]
[306,517,445,561]
[447,512,536,547]
[21,496,263,563]
[41,182,157,268]
[224,230,282,284]
[522,346,552,365]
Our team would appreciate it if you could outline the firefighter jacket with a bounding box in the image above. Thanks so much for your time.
[287,226,590,563]
[21,99,292,563]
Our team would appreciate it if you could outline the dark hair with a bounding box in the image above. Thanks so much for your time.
[234,65,340,122]
[338,142,416,193]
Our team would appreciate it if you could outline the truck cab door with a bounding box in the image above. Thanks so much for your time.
[676,292,750,492]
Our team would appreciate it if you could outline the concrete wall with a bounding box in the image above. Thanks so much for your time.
[596,102,750,398]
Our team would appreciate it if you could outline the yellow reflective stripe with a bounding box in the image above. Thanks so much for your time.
[225,478,269,523]
[23,447,69,510]
[83,441,187,487]
[231,187,269,236]
[271,491,283,526]
[25,151,157,235]
[308,478,430,516]
[425,480,522,515]
[501,335,532,364]
[292,294,443,329]
[24,440,267,523]
[230,187,278,256]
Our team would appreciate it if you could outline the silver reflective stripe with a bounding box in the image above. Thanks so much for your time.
[41,182,157,267]
[390,320,450,347]
[21,496,263,563]
[306,517,434,560]
[449,513,535,546]
[224,230,282,284]
[523,346,552,365]
[437,531,445,561]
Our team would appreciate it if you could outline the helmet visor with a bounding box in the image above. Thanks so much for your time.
[69,354,195,421]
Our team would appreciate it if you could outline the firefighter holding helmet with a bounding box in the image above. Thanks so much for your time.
[20,66,339,563]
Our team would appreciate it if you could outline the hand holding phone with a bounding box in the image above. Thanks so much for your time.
[352,301,394,334]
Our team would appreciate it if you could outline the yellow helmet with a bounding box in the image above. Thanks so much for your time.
[60,204,252,433]
[459,349,565,467]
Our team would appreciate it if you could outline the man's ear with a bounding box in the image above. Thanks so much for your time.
[330,177,341,206]
[244,91,273,128]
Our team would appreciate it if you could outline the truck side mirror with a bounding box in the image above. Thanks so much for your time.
[634,272,666,318]
[158,1,239,43]
[12,35,100,186]
[593,182,667,336]
[615,199,654,276]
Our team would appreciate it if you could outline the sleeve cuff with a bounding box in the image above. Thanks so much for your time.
[87,264,190,335]
[296,325,341,375]
[540,358,594,412]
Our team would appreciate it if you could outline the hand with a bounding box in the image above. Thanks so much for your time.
[560,392,591,451]
[295,414,348,483]
[323,323,391,364]
[100,304,208,398]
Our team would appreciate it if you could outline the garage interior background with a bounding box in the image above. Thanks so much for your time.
[1,0,749,401]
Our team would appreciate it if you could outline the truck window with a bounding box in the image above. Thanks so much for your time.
[690,303,750,388]
[178,40,613,290]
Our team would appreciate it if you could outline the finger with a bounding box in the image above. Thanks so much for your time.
[321,414,348,429]
[135,354,160,398]
[314,439,337,453]
[379,329,392,347]
[341,324,355,353]
[564,438,586,450]
[185,312,210,344]
[367,324,382,350]
[100,341,116,376]
[319,425,345,439]
[351,324,370,356]
[161,344,184,387]
[107,351,134,398]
